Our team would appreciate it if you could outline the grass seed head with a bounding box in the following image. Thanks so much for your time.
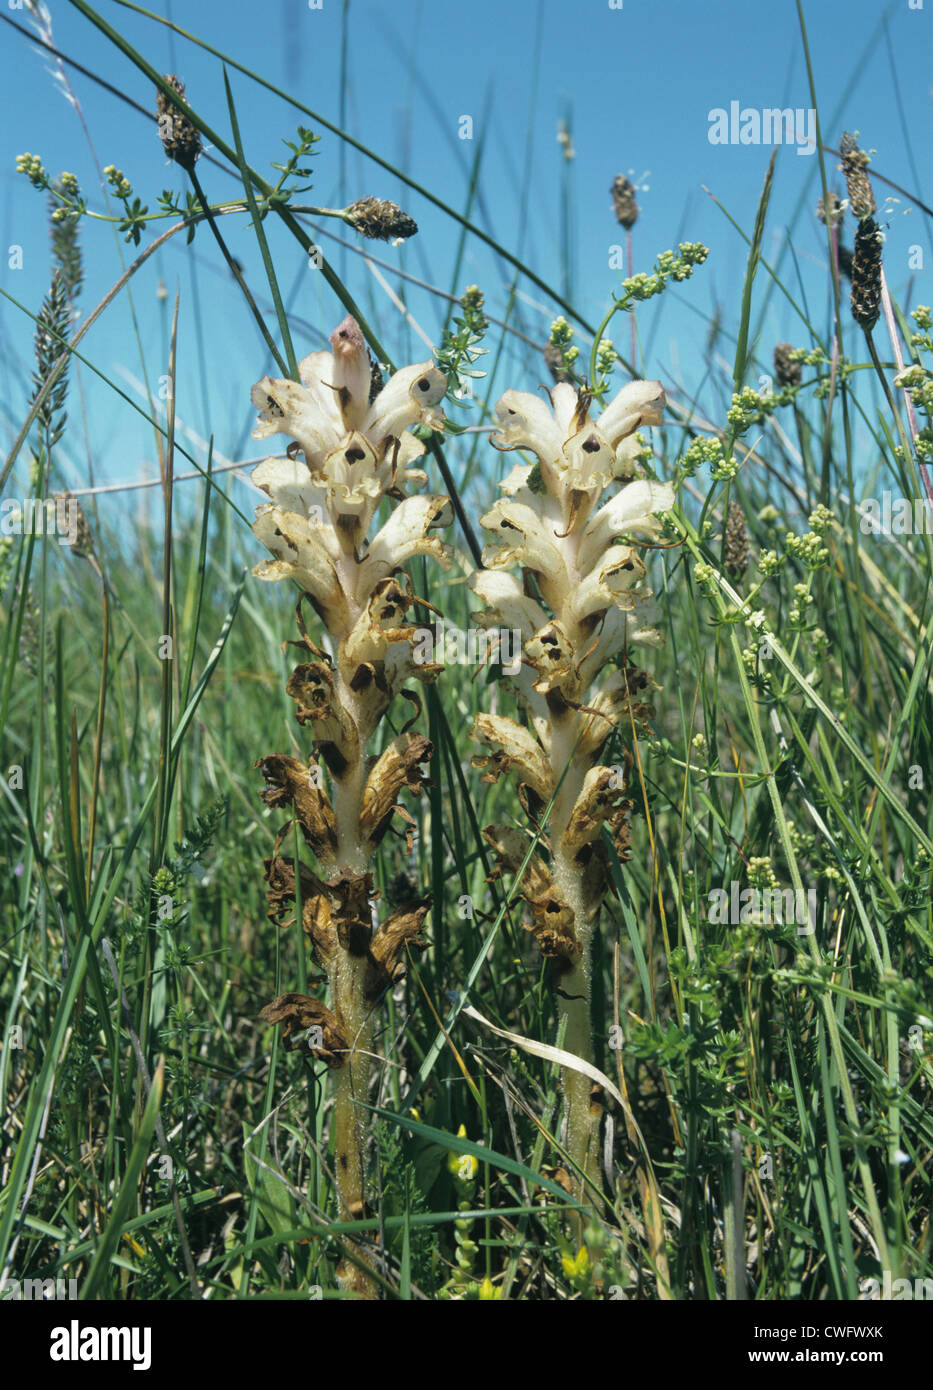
[156,74,202,170]
[850,217,883,332]
[773,342,802,387]
[346,196,418,241]
[610,174,640,229]
[839,131,876,221]
[724,501,749,578]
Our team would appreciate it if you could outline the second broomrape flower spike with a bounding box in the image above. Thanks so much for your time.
[469,378,673,1205]
[250,316,451,1296]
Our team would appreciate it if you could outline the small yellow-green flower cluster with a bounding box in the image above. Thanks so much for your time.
[561,1243,592,1293]
[547,316,579,377]
[618,242,709,306]
[710,449,739,482]
[909,305,932,353]
[594,337,620,393]
[787,582,814,628]
[808,504,834,535]
[678,434,731,480]
[727,384,780,435]
[16,152,48,189]
[50,171,83,222]
[896,363,933,413]
[790,345,827,369]
[693,560,717,594]
[785,529,830,571]
[748,856,778,889]
[103,165,134,200]
[757,548,783,579]
[893,360,933,463]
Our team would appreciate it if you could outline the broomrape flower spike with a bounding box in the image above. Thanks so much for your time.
[250,315,451,1298]
[468,376,673,1206]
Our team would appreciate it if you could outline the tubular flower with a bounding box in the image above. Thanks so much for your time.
[469,378,672,1202]
[251,316,450,1297]
[251,316,446,546]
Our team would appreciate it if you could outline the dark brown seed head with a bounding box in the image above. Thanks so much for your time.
[773,343,802,388]
[610,175,639,230]
[156,75,202,171]
[56,491,95,559]
[346,196,418,241]
[850,217,883,332]
[724,501,749,578]
[838,132,876,221]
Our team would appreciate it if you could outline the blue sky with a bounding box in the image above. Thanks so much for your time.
[1,0,930,518]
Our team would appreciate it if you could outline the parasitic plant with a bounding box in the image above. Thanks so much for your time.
[250,316,451,1295]
[469,379,673,1204]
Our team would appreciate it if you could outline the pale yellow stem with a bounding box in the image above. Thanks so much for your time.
[331,958,377,1297]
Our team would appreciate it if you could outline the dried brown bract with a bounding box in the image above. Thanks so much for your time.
[258,993,348,1065]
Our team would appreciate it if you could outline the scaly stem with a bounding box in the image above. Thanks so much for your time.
[328,684,379,1298]
[330,959,377,1296]
[553,844,601,1213]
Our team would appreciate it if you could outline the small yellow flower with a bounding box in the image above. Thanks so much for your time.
[448,1124,479,1182]
[561,1245,591,1280]
[478,1276,500,1300]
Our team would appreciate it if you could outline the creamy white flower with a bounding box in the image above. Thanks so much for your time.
[356,495,453,600]
[595,379,666,452]
[470,370,672,1202]
[468,569,548,640]
[250,318,454,636]
[251,315,446,540]
[479,499,569,593]
[562,547,648,628]
[251,455,327,520]
[251,504,350,629]
[576,479,674,575]
[490,379,667,530]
